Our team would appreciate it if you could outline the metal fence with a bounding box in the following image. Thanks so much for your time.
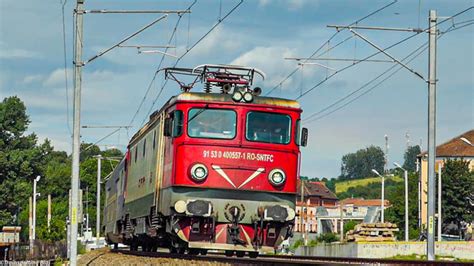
[5,240,66,261]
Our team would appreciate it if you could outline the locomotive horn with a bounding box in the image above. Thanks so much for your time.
[222,83,232,94]
[253,87,262,96]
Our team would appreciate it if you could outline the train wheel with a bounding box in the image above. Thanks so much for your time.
[225,250,234,257]
[236,251,245,257]
[249,252,258,258]
[200,249,208,255]
[188,248,200,255]
[170,246,177,254]
[113,243,118,250]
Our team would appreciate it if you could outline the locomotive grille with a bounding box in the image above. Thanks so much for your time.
[186,200,212,216]
[265,205,288,222]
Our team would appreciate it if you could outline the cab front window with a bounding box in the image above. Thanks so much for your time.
[246,111,291,144]
[187,108,236,139]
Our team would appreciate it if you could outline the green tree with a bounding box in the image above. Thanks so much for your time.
[343,220,359,234]
[385,172,420,240]
[0,96,49,228]
[324,178,336,193]
[340,146,385,180]
[402,145,421,172]
[441,159,474,235]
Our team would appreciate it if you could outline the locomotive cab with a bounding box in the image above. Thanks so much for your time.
[103,65,307,256]
[158,92,304,254]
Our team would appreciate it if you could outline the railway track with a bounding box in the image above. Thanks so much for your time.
[110,249,470,265]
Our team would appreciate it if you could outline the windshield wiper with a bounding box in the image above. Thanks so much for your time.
[188,104,209,123]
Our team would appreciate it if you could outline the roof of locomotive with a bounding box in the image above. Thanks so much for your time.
[174,92,300,109]
[129,92,301,146]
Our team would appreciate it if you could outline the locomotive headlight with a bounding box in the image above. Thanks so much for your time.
[243,92,253,102]
[232,91,243,102]
[174,200,187,214]
[268,169,286,186]
[190,163,208,181]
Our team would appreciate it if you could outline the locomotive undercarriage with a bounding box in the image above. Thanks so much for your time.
[106,188,296,257]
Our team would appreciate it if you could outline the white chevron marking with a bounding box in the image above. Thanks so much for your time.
[238,168,265,189]
[212,165,237,188]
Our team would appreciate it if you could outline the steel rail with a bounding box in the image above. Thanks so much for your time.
[110,249,470,265]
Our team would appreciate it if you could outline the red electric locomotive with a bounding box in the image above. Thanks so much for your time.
[103,65,308,257]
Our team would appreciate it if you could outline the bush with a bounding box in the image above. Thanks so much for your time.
[290,238,304,250]
[344,220,358,234]
[316,232,339,243]
[77,241,86,255]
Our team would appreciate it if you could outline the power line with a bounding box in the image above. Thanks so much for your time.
[303,18,473,124]
[140,0,244,127]
[127,0,197,128]
[60,0,71,136]
[304,42,429,124]
[264,0,398,96]
[295,6,473,100]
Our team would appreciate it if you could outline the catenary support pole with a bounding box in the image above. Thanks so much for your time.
[426,9,437,261]
[437,163,442,241]
[70,0,84,264]
[381,174,385,223]
[96,155,102,247]
[29,196,32,255]
[405,170,409,241]
[48,194,51,232]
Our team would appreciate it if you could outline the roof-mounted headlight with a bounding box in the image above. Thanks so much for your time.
[268,169,286,186]
[232,91,243,102]
[190,163,208,181]
[243,92,253,102]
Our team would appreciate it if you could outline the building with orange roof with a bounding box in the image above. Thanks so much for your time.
[417,129,474,227]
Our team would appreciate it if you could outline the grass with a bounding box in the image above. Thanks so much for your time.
[335,175,403,194]
[388,254,473,262]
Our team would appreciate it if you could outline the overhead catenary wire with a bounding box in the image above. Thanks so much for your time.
[81,128,122,153]
[303,19,472,124]
[60,0,72,135]
[127,0,198,128]
[295,6,473,100]
[305,42,430,124]
[264,0,398,96]
[140,0,244,127]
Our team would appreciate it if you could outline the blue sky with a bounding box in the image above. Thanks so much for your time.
[1,0,472,178]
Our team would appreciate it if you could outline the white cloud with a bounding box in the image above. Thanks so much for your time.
[230,46,299,89]
[43,68,71,87]
[22,74,44,84]
[258,0,316,10]
[0,48,41,59]
[177,26,243,59]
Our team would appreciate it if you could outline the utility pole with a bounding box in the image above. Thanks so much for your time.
[406,131,410,149]
[426,9,437,261]
[437,163,442,241]
[70,0,84,264]
[85,186,89,236]
[339,203,344,242]
[384,134,389,173]
[95,155,102,247]
[300,180,306,246]
[32,176,40,244]
[28,196,33,255]
[48,195,51,232]
[326,9,442,260]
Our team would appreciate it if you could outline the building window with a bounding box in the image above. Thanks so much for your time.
[143,139,146,158]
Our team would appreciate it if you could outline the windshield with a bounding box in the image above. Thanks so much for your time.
[246,112,291,144]
[187,108,236,139]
